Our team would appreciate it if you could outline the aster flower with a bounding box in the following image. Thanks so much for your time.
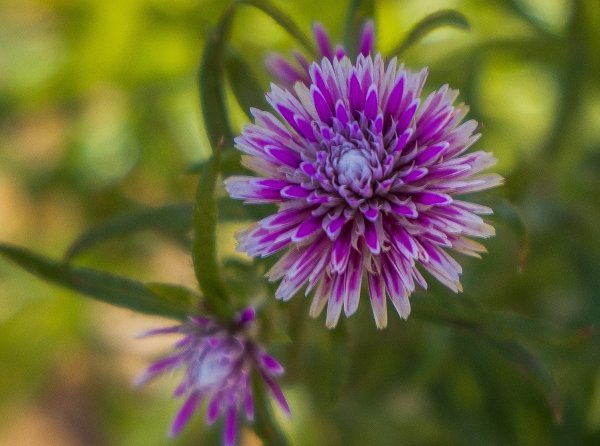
[225,53,502,329]
[135,308,290,446]
[266,21,375,89]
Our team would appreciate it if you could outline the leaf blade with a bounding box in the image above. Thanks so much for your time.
[0,244,195,320]
[224,47,268,117]
[389,9,470,56]
[64,203,193,262]
[192,153,231,318]
[343,0,375,58]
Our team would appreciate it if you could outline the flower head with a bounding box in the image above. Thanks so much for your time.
[226,52,502,329]
[266,21,375,89]
[136,308,289,446]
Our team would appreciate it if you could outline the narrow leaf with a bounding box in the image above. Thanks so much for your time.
[186,150,243,176]
[493,199,529,272]
[236,0,315,54]
[64,203,193,262]
[192,153,231,318]
[199,0,315,153]
[486,337,563,422]
[225,47,268,117]
[343,0,375,58]
[413,293,588,348]
[0,244,194,319]
[146,283,203,308]
[200,30,234,151]
[389,9,470,56]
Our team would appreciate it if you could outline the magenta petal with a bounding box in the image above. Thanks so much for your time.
[364,220,381,254]
[390,202,418,218]
[349,70,363,110]
[265,145,301,167]
[332,226,352,272]
[397,98,419,131]
[416,192,452,206]
[386,75,405,115]
[312,86,332,123]
[415,142,448,166]
[260,352,285,374]
[313,22,334,60]
[358,20,375,56]
[364,85,379,120]
[293,215,322,242]
[262,373,291,416]
[238,307,255,325]
[363,205,379,222]
[207,394,222,424]
[169,392,202,437]
[224,406,238,446]
[281,185,310,199]
[368,272,387,329]
[335,99,349,125]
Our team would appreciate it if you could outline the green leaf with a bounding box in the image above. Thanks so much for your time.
[413,293,588,348]
[343,0,375,58]
[186,149,243,176]
[389,9,470,56]
[485,337,563,422]
[224,47,268,118]
[235,0,315,54]
[493,199,529,272]
[192,153,231,317]
[146,282,203,308]
[200,29,234,152]
[64,203,193,262]
[0,244,194,320]
[199,0,315,153]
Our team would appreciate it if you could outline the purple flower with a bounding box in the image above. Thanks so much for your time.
[226,53,502,329]
[135,308,290,446]
[266,21,375,89]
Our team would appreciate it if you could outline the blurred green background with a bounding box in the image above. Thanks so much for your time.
[1,0,600,444]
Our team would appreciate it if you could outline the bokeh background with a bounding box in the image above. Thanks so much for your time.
[1,0,600,444]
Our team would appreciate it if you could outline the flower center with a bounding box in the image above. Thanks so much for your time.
[335,148,374,200]
[196,342,240,389]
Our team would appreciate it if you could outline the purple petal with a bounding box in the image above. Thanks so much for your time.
[416,192,452,206]
[313,22,334,60]
[364,85,379,120]
[364,220,381,255]
[343,251,363,316]
[238,307,255,325]
[207,394,222,424]
[169,392,202,437]
[326,273,345,328]
[281,185,311,199]
[292,215,323,242]
[224,405,238,446]
[264,145,301,167]
[386,75,405,115]
[349,70,363,110]
[262,373,291,416]
[259,352,285,375]
[312,86,332,123]
[332,225,352,272]
[335,99,349,125]
[368,272,387,329]
[415,142,449,166]
[358,20,375,56]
